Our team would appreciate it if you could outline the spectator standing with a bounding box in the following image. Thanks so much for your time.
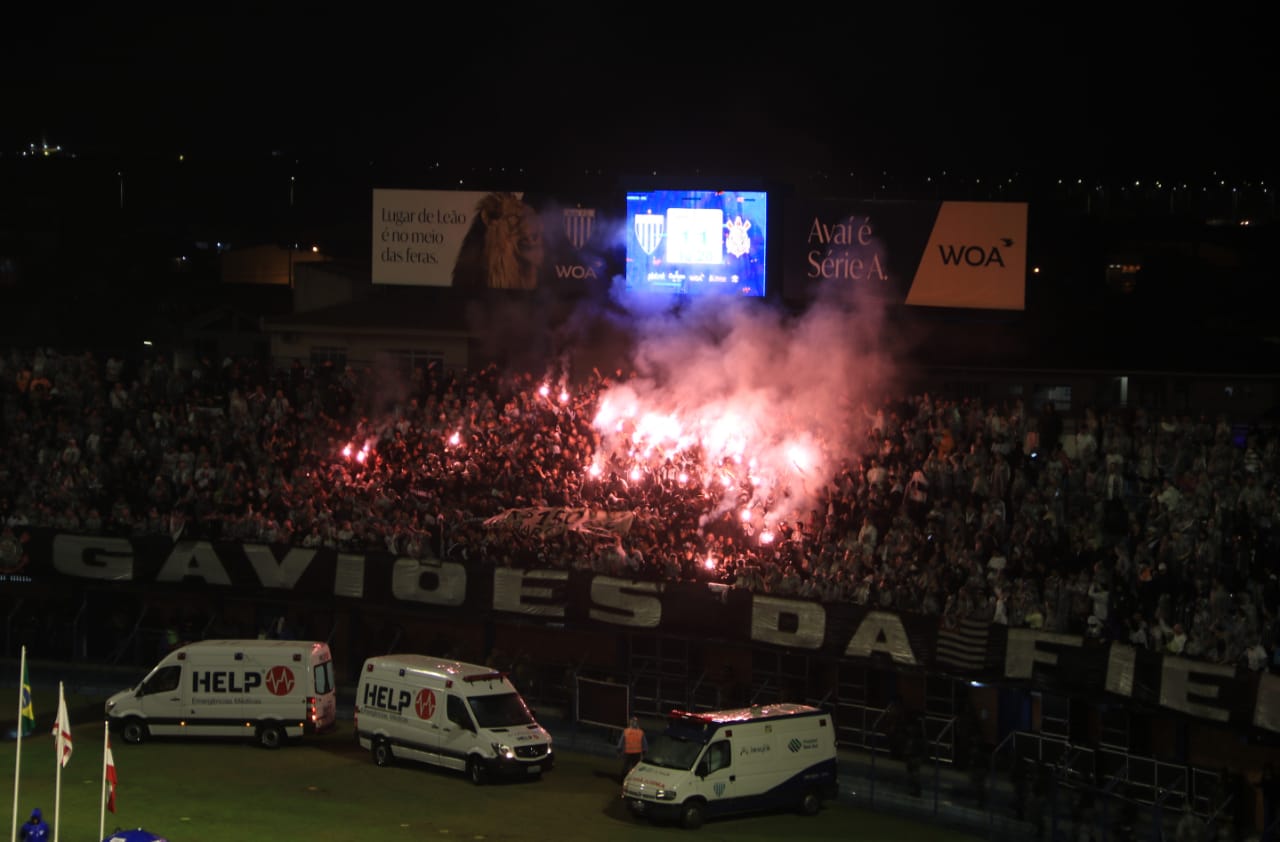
[617,715,648,783]
[1244,636,1270,672]
[966,730,989,808]
[1258,761,1280,842]
[18,807,48,842]
[902,712,926,797]
[1175,803,1203,842]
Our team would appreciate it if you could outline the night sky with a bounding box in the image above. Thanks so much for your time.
[0,7,1276,367]
[5,9,1275,180]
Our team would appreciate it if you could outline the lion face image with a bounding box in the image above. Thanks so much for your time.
[452,192,545,290]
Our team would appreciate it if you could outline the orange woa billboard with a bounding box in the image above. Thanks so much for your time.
[782,199,1028,310]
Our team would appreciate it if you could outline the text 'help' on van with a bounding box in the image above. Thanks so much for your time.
[354,654,553,784]
[622,703,839,829]
[104,639,338,749]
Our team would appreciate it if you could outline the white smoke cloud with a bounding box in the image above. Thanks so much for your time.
[589,280,897,531]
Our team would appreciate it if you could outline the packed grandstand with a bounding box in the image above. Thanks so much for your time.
[2,344,1277,677]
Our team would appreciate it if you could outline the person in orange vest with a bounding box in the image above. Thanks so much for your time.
[616,715,648,782]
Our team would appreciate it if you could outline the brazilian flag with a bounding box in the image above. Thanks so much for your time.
[19,659,35,737]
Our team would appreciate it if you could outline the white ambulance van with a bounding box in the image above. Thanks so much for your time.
[622,703,839,829]
[355,654,553,784]
[105,639,337,749]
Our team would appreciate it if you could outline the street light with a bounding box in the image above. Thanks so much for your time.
[288,174,297,286]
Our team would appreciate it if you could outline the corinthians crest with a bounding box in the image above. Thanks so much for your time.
[724,216,752,258]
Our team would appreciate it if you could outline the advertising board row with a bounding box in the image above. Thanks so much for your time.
[371,188,1027,310]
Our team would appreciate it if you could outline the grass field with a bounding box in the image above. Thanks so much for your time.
[2,686,986,842]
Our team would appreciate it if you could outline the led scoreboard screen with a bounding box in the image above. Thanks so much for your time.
[624,189,768,298]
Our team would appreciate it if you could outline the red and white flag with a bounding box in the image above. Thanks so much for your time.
[52,685,73,767]
[105,737,118,813]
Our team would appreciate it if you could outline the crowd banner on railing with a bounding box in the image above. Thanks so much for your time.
[8,528,1279,737]
[482,507,635,537]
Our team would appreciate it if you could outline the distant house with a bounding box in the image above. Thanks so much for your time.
[220,243,332,286]
[259,261,598,378]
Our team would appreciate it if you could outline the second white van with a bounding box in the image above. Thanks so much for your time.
[355,654,553,784]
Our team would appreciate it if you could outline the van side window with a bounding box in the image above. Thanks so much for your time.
[705,740,731,774]
[142,666,181,695]
[447,695,473,731]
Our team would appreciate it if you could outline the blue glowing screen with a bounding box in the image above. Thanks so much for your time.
[624,190,767,297]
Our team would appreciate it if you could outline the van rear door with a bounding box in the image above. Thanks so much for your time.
[308,648,337,731]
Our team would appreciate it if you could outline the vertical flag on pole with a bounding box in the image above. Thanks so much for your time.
[19,658,35,738]
[52,686,73,768]
[52,681,71,842]
[100,720,117,842]
[11,645,31,842]
[105,735,117,812]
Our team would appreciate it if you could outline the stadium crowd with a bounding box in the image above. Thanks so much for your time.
[1,346,1278,675]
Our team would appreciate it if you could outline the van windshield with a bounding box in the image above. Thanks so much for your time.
[467,692,535,728]
[643,734,704,771]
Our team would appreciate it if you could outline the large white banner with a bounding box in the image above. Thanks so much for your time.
[372,189,485,286]
[372,188,546,288]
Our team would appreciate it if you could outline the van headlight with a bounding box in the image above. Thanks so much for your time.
[491,742,515,760]
[655,788,678,801]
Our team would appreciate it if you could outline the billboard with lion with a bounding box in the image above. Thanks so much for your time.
[372,188,617,290]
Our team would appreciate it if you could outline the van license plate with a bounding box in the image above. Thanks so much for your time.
[527,765,540,774]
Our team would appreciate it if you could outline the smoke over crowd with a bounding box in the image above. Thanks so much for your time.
[586,280,898,532]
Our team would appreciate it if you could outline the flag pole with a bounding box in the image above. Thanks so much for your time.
[99,720,108,842]
[52,681,63,842]
[10,645,26,842]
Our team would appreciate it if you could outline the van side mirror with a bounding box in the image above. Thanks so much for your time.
[696,760,709,778]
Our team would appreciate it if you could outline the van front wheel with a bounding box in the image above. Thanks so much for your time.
[121,718,148,745]
[799,789,823,815]
[466,756,487,786]
[256,724,286,749]
[372,739,393,767]
[679,799,706,830]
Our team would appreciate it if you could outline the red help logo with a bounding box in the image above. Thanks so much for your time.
[264,666,296,696]
[414,688,436,720]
